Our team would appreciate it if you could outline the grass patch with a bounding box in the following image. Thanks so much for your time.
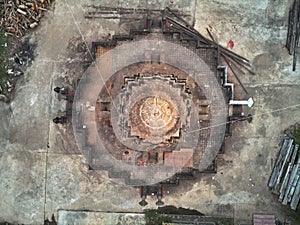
[293,129,300,145]
[0,32,9,93]
[287,207,300,223]
[292,128,300,157]
[216,221,233,225]
[144,209,172,225]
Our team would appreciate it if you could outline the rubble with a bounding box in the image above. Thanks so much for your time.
[0,0,54,37]
[5,37,36,78]
[0,37,36,96]
[13,37,36,68]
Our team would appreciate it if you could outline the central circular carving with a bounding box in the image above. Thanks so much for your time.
[139,96,175,129]
[129,93,181,144]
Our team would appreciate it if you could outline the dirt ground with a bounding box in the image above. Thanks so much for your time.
[0,0,300,224]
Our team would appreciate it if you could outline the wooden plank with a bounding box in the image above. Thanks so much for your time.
[273,139,294,192]
[282,144,299,203]
[287,163,300,202]
[280,162,294,203]
[291,169,300,210]
[285,0,300,70]
[268,139,289,188]
[291,145,299,164]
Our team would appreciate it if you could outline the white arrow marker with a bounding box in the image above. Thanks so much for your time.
[229,97,254,107]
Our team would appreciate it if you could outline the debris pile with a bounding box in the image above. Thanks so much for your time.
[12,37,36,71]
[268,138,300,210]
[0,0,54,37]
[0,37,36,95]
[5,37,36,78]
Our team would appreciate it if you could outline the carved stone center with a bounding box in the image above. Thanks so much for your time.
[139,96,175,129]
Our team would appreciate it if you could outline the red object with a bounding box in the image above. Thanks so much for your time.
[165,19,168,29]
[149,151,154,155]
[227,40,234,49]
[141,161,145,166]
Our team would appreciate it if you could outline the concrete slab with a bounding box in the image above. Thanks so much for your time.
[44,153,141,220]
[8,61,53,150]
[0,147,46,224]
[57,210,146,225]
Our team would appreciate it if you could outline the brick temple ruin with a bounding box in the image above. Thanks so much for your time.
[57,8,254,205]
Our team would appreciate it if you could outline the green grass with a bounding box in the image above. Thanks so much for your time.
[216,221,233,225]
[0,36,5,47]
[292,128,300,157]
[293,129,300,145]
[0,33,7,51]
[287,207,300,223]
[144,209,172,225]
[0,32,9,93]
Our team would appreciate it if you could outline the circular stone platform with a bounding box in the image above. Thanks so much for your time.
[72,40,227,186]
